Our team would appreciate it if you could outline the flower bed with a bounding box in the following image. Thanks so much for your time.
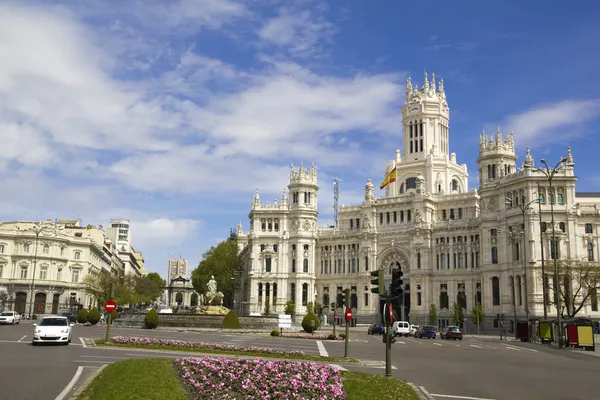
[175,356,346,399]
[110,336,305,356]
[280,333,344,340]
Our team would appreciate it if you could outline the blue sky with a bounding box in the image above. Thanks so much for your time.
[1,0,599,279]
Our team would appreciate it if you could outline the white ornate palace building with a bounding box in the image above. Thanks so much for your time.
[236,73,600,330]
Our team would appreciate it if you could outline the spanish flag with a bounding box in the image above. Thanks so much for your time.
[380,167,397,189]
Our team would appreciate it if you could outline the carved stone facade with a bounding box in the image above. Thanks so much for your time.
[237,74,600,330]
[0,219,145,317]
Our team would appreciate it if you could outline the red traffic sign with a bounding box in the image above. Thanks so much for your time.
[104,300,117,313]
[345,307,352,322]
[388,303,393,325]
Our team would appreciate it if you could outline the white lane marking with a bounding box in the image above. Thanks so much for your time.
[506,345,538,352]
[505,346,521,351]
[372,365,398,370]
[73,360,113,363]
[470,344,482,349]
[329,364,348,371]
[90,338,96,346]
[396,340,406,344]
[80,355,127,359]
[316,340,329,357]
[18,335,26,342]
[431,394,497,400]
[433,342,443,346]
[55,366,84,400]
[79,338,87,348]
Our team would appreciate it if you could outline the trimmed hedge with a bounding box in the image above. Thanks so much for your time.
[222,310,241,329]
[144,309,159,329]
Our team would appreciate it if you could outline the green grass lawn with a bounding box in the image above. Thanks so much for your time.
[95,339,358,364]
[77,358,419,400]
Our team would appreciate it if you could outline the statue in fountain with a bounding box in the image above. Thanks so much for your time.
[195,276,228,315]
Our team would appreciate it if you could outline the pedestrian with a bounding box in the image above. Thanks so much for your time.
[100,313,106,325]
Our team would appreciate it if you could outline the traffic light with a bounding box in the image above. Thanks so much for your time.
[370,269,385,295]
[394,268,404,300]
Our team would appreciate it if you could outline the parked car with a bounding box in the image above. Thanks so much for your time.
[368,323,385,335]
[32,316,74,345]
[415,325,437,339]
[0,311,21,325]
[440,325,463,340]
[410,324,420,336]
[392,321,411,337]
[59,311,77,323]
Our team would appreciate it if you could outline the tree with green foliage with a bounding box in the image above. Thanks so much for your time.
[428,304,438,325]
[452,303,464,326]
[82,272,119,307]
[144,309,159,329]
[471,302,484,328]
[191,239,241,308]
[222,310,241,329]
[77,308,89,324]
[284,301,295,316]
[88,307,101,325]
[302,311,320,333]
[264,298,271,316]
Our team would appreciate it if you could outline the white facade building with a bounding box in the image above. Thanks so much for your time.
[0,219,145,317]
[236,73,600,331]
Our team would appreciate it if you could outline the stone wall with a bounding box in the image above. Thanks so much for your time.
[111,312,280,330]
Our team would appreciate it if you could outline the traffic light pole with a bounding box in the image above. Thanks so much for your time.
[105,283,115,343]
[344,289,350,358]
[385,303,392,377]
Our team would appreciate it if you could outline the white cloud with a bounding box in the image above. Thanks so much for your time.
[134,218,201,247]
[505,99,600,147]
[258,5,335,57]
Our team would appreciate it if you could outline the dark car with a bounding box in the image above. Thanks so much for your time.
[368,323,385,335]
[59,311,77,323]
[441,325,463,340]
[416,325,437,339]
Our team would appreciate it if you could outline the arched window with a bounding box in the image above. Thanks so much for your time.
[405,177,417,190]
[74,251,81,260]
[588,243,595,261]
[559,222,565,232]
[301,283,308,306]
[492,277,500,306]
[451,179,458,192]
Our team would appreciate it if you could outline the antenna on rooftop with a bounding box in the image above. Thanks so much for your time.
[333,178,340,228]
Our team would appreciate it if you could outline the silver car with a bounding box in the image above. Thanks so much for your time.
[32,316,74,345]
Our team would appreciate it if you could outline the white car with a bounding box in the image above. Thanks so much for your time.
[392,320,411,337]
[32,316,74,345]
[0,311,21,324]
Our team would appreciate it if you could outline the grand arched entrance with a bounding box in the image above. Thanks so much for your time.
[15,292,27,315]
[378,246,411,322]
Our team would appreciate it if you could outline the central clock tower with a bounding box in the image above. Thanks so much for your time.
[402,72,449,161]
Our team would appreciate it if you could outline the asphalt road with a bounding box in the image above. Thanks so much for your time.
[322,332,600,400]
[2,322,599,400]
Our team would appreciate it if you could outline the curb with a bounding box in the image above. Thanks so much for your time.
[69,364,107,399]
[408,383,435,400]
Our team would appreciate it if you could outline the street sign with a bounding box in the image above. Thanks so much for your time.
[345,307,352,322]
[388,303,393,325]
[104,300,117,313]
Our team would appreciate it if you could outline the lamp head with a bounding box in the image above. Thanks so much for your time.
[560,157,567,163]
[540,159,546,164]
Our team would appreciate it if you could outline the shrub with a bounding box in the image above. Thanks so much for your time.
[144,309,159,329]
[88,307,101,325]
[339,333,346,339]
[327,334,337,340]
[284,301,295,316]
[271,329,280,337]
[222,310,241,329]
[302,311,320,333]
[77,309,89,324]
[109,311,119,321]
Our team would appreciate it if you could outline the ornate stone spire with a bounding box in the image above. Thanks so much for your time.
[365,179,374,202]
[495,127,502,143]
[438,79,445,96]
[423,71,429,90]
[237,221,243,234]
[281,187,287,204]
[523,148,534,169]
[396,148,401,162]
[405,77,412,102]
[431,73,436,92]
[566,146,574,165]
[252,189,260,206]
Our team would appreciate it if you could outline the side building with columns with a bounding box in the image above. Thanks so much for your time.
[166,257,200,308]
[236,73,600,331]
[0,219,145,317]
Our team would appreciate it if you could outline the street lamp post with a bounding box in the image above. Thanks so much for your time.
[26,219,60,319]
[535,158,567,348]
[506,195,539,337]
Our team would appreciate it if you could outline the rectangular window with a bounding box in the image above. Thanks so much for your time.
[550,240,559,259]
[39,267,47,280]
[491,247,498,264]
[71,269,80,283]
[291,259,296,273]
[24,244,30,253]
[57,269,62,281]
[20,267,27,279]
[365,256,369,271]
[417,292,422,306]
[42,245,49,254]
[265,257,272,272]
[585,223,593,234]
[350,219,354,229]
[458,208,463,219]
[0,244,4,253]
[393,212,397,223]
[417,253,421,269]
[450,209,455,220]
[364,293,369,307]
